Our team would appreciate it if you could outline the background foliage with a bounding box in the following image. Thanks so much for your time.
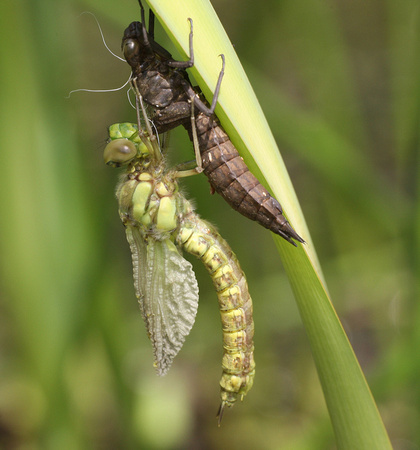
[0,0,419,448]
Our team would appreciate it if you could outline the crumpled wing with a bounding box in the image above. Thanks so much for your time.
[125,226,199,376]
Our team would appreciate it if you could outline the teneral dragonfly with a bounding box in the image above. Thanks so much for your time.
[121,1,304,246]
[103,112,255,424]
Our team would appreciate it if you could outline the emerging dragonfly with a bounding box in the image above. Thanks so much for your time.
[103,96,255,424]
[122,1,304,246]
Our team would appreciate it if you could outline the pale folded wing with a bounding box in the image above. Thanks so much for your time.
[125,225,199,375]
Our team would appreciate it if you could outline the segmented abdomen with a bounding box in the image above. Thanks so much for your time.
[194,115,304,246]
[177,213,255,421]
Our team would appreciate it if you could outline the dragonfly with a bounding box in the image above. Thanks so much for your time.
[103,95,255,424]
[121,1,304,246]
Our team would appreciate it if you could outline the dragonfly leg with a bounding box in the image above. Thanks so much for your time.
[132,78,162,162]
[174,168,201,178]
[148,6,155,39]
[190,54,225,117]
[190,101,203,173]
[173,160,201,178]
[138,0,156,40]
[138,0,153,52]
[172,155,203,178]
[167,19,194,69]
[162,101,204,178]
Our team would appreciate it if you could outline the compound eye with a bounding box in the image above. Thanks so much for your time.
[123,39,139,60]
[103,139,137,167]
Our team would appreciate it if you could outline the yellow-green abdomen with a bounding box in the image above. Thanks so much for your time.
[177,215,255,419]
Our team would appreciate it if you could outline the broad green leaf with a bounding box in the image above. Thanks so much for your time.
[145,0,392,447]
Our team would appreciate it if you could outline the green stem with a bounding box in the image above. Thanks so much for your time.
[146,0,392,447]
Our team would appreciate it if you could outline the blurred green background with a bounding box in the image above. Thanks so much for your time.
[0,0,419,448]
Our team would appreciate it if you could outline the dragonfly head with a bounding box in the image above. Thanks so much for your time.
[122,21,157,69]
[104,123,149,168]
[104,139,137,168]
[122,21,173,71]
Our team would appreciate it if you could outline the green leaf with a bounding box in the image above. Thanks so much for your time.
[146,0,392,447]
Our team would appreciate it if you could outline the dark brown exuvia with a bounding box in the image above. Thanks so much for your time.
[122,1,304,246]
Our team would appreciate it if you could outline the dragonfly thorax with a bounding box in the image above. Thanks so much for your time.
[117,166,187,242]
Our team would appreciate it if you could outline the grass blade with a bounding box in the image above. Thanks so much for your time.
[146,0,392,447]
